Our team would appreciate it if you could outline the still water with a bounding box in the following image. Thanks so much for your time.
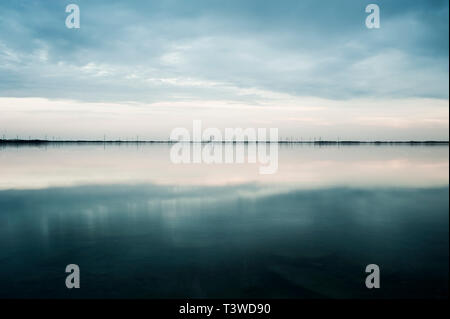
[0,144,448,298]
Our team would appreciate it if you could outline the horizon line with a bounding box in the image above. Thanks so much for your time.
[0,139,448,145]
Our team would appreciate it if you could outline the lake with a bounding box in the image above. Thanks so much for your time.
[0,143,448,298]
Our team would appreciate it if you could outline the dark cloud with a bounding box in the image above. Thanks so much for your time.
[0,0,448,102]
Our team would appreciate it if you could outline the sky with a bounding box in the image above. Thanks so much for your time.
[0,0,448,141]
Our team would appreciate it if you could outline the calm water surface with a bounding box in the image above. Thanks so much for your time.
[0,144,448,298]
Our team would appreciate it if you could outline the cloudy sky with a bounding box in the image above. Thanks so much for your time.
[0,0,448,140]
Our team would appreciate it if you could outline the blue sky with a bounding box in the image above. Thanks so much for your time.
[0,0,448,140]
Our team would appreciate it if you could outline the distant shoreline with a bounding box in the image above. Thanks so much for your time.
[0,139,448,145]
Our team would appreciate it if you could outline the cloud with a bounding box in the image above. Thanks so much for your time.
[0,96,447,141]
[0,0,448,140]
[0,0,448,103]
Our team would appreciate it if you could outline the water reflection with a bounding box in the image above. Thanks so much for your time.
[0,184,448,298]
[0,144,448,189]
[0,144,448,298]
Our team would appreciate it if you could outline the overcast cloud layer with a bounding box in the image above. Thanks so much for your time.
[0,0,448,140]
